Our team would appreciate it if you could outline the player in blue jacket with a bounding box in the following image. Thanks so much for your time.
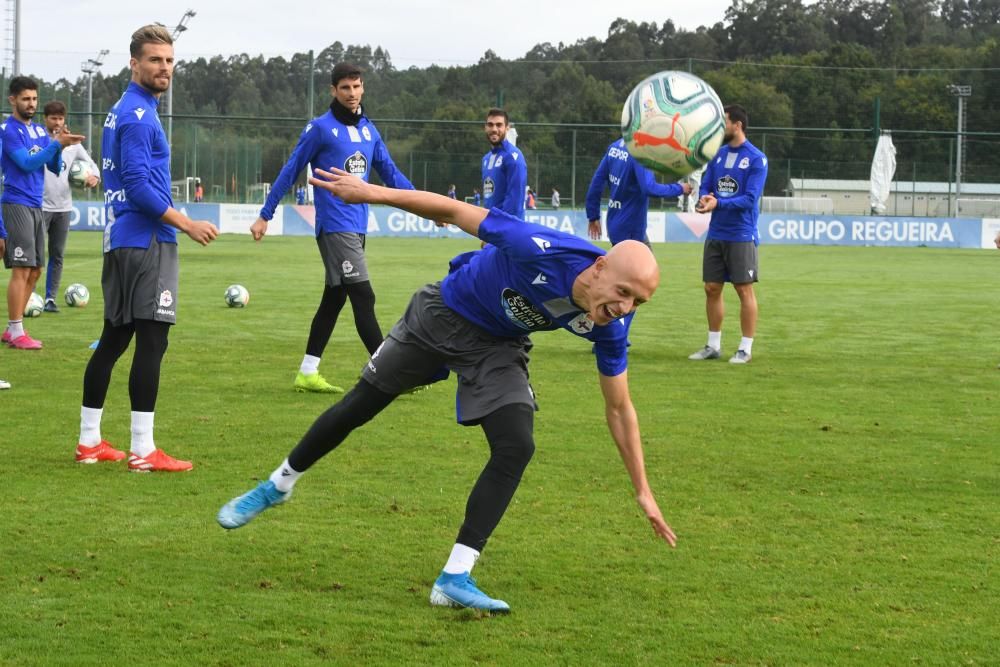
[1,76,85,350]
[481,108,527,219]
[75,25,218,472]
[252,63,415,394]
[688,104,768,364]
[219,168,678,615]
[585,138,692,246]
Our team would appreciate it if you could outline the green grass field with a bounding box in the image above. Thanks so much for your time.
[1,232,997,666]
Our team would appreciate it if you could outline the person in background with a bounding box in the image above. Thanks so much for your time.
[41,100,100,313]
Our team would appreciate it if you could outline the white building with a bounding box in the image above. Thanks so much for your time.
[783,179,1000,217]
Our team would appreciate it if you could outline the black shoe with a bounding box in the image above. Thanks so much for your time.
[43,299,60,313]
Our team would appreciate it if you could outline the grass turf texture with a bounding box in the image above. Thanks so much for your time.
[0,232,996,665]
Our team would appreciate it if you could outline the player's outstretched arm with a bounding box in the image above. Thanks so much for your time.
[598,370,677,547]
[311,167,488,238]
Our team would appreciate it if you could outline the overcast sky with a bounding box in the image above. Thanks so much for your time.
[12,1,735,82]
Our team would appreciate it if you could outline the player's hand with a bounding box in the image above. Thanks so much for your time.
[84,174,100,188]
[433,220,447,228]
[56,131,86,147]
[680,182,693,195]
[695,194,716,213]
[994,231,1000,249]
[310,167,372,204]
[588,220,602,240]
[636,491,676,547]
[185,220,218,246]
[250,217,268,241]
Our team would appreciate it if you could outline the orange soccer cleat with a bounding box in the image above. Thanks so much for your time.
[127,449,193,473]
[75,440,127,464]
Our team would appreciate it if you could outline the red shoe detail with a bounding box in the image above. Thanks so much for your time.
[75,440,127,464]
[128,448,193,473]
[8,334,42,349]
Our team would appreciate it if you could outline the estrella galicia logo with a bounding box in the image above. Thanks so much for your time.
[501,288,550,330]
[716,175,739,196]
[345,151,368,176]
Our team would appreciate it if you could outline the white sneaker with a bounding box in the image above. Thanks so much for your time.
[729,350,752,364]
[688,345,720,360]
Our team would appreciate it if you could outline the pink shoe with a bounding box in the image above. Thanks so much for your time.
[1,331,10,345]
[8,333,42,350]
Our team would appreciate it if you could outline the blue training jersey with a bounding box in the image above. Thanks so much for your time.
[260,110,413,235]
[441,209,630,377]
[1,116,62,208]
[481,139,527,219]
[102,81,176,250]
[700,139,768,243]
[585,139,685,245]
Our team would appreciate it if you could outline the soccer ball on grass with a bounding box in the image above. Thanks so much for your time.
[621,71,725,178]
[224,284,250,308]
[24,292,44,317]
[65,283,90,307]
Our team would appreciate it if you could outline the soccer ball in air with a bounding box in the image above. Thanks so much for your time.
[65,283,90,307]
[68,160,93,187]
[621,71,726,178]
[24,292,44,317]
[224,284,250,308]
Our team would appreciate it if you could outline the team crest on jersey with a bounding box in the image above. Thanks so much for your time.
[716,175,739,196]
[567,313,594,334]
[159,290,173,308]
[345,151,368,176]
[28,145,41,155]
[483,177,495,198]
[738,157,750,169]
[361,126,371,141]
[501,288,551,330]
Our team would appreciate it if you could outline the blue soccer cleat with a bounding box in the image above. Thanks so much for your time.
[217,480,290,529]
[429,571,510,614]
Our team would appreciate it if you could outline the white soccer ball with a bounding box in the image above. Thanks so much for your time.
[68,160,92,187]
[64,283,91,307]
[621,71,725,178]
[224,284,250,308]
[24,292,44,317]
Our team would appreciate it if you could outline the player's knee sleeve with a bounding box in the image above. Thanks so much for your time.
[287,379,397,472]
[481,403,536,482]
[317,285,348,319]
[134,320,170,360]
[345,281,376,310]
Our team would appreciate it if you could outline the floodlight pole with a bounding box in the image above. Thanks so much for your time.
[947,84,971,214]
[166,9,196,146]
[80,49,109,154]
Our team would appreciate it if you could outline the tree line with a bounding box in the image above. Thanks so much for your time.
[23,0,1000,202]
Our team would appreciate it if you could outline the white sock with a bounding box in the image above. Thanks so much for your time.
[79,406,103,446]
[130,411,156,457]
[740,337,754,355]
[269,458,303,493]
[707,331,722,350]
[442,543,480,575]
[8,319,24,338]
[299,354,321,375]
